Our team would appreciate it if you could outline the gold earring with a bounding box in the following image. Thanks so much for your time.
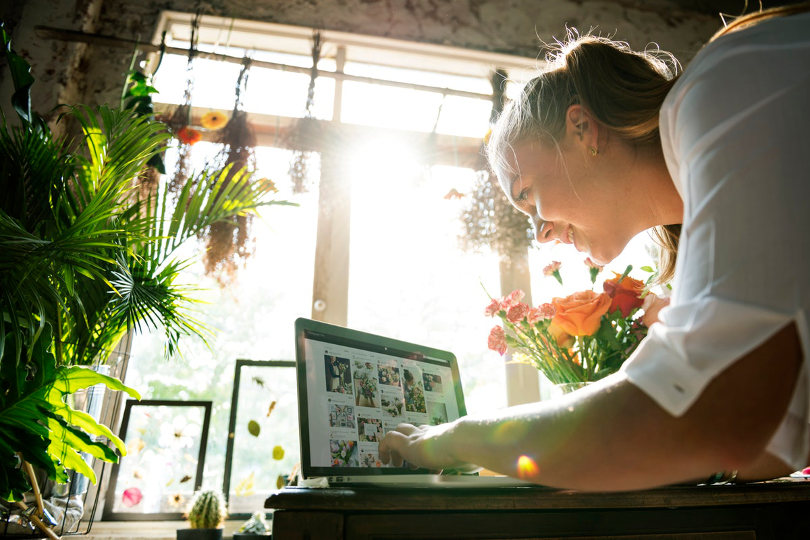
[590,146,598,156]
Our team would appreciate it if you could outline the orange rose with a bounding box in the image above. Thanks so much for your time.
[549,290,611,337]
[603,272,646,317]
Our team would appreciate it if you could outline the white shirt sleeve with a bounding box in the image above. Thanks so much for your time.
[621,11,810,470]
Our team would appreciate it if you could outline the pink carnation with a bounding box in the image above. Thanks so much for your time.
[539,303,556,318]
[542,261,561,276]
[584,257,603,270]
[506,302,529,323]
[484,298,502,317]
[487,325,507,355]
[502,289,525,308]
[526,303,555,324]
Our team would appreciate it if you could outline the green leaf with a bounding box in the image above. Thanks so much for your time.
[0,332,139,501]
[640,265,654,273]
[1,23,35,124]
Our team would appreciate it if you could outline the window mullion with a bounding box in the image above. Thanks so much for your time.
[500,251,541,405]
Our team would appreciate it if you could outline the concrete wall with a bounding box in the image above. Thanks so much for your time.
[1,0,731,116]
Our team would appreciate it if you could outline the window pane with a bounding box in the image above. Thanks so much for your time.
[434,95,491,138]
[341,80,443,132]
[345,61,491,94]
[347,151,507,414]
[153,53,335,120]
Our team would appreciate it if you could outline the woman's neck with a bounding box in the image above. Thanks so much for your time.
[625,142,684,230]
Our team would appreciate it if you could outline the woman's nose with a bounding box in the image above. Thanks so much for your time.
[532,217,554,243]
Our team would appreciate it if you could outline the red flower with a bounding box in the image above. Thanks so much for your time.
[487,325,507,355]
[506,302,529,323]
[177,126,202,145]
[484,298,502,317]
[603,272,646,317]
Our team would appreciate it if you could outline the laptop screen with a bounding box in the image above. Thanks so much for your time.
[295,318,466,479]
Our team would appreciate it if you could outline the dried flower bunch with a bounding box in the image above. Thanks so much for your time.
[460,170,535,258]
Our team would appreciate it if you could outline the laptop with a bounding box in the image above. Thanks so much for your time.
[294,317,530,487]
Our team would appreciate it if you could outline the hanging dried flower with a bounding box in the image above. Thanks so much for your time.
[458,69,533,260]
[202,57,258,285]
[165,11,201,195]
[288,30,322,194]
[176,125,202,145]
[201,110,228,130]
[459,170,534,258]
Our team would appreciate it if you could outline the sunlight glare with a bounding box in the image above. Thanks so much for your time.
[517,455,539,480]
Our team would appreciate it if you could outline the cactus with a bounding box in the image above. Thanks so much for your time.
[187,490,227,529]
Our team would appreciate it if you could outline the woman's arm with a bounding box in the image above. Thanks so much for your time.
[379,322,801,491]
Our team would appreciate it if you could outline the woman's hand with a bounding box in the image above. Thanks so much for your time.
[378,421,465,471]
[641,293,670,326]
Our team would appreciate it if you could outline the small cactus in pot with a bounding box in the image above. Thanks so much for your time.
[177,490,228,540]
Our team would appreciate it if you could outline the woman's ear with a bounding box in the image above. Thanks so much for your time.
[565,104,599,151]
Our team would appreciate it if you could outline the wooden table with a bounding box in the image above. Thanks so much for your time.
[265,481,810,539]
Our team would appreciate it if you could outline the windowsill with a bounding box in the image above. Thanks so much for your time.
[86,520,248,539]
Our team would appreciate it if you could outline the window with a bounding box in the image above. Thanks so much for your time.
[120,11,657,511]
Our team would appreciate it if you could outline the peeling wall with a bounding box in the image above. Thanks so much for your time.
[2,0,728,116]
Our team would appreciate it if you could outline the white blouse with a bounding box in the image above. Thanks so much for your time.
[620,11,810,471]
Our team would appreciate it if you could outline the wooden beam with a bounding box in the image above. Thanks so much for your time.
[34,26,493,101]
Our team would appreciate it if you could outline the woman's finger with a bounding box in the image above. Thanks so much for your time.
[378,430,409,466]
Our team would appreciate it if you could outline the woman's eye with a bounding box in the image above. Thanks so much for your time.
[516,189,529,202]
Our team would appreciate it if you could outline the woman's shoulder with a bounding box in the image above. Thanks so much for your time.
[660,10,810,168]
[687,9,810,76]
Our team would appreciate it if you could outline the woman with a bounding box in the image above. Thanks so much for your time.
[379,5,810,490]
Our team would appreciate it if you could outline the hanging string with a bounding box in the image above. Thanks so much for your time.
[167,8,202,195]
[289,29,322,194]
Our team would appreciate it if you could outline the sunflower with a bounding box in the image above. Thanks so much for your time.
[201,110,229,130]
[176,126,202,145]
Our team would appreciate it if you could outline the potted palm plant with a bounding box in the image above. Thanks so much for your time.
[0,22,289,532]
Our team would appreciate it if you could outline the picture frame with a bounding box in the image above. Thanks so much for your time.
[102,400,212,521]
[223,359,297,517]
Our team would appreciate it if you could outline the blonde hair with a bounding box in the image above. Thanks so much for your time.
[486,33,679,281]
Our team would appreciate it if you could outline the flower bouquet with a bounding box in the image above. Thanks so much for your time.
[330,439,358,466]
[486,260,650,385]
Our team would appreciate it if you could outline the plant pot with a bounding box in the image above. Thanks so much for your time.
[176,528,223,540]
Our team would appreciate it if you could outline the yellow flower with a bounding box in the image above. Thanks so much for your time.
[235,471,255,497]
[200,111,228,130]
[272,445,285,460]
